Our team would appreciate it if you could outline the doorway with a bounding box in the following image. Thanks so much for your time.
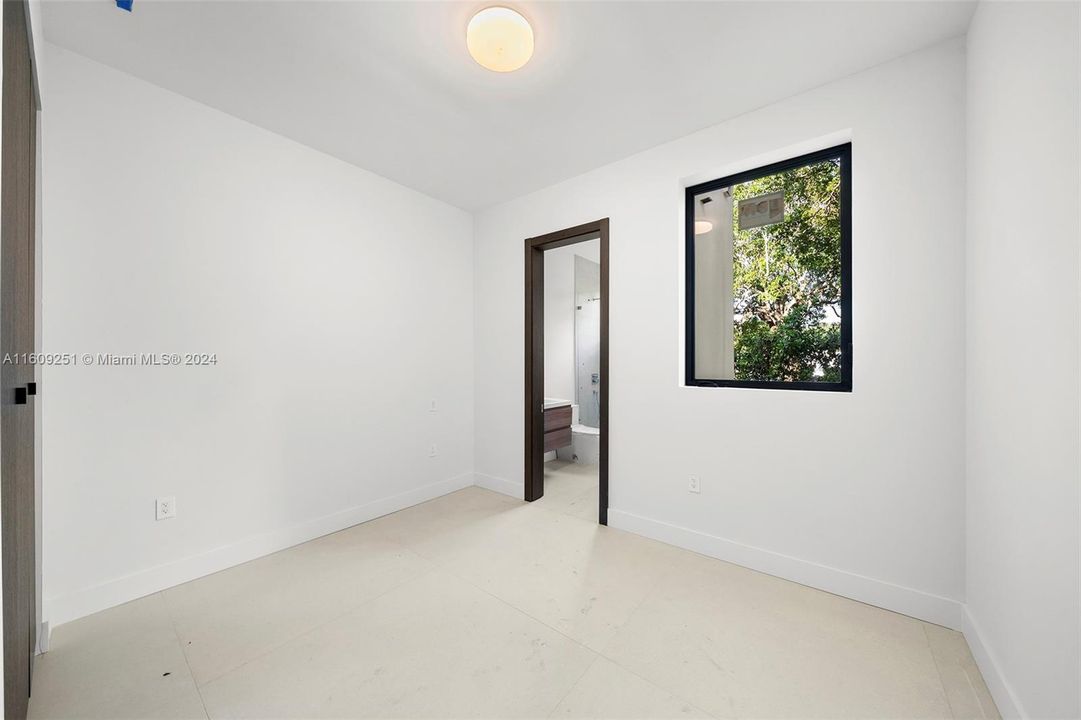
[2,0,39,717]
[523,219,609,524]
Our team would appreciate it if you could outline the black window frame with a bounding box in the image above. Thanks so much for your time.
[684,143,852,392]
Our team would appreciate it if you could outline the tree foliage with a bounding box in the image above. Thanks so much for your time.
[730,159,842,382]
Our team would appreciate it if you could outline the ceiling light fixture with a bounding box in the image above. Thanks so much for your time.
[466,7,534,73]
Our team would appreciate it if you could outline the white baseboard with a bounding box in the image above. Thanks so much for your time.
[44,473,475,629]
[962,606,1025,719]
[607,508,963,630]
[37,621,49,655]
[473,472,522,499]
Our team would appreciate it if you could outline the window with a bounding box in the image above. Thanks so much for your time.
[685,144,851,391]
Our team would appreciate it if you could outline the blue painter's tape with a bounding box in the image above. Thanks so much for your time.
[116,0,133,11]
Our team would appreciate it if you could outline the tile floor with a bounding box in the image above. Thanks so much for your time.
[29,462,999,719]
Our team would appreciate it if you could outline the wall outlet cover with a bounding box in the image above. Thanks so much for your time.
[155,496,177,521]
[688,476,701,494]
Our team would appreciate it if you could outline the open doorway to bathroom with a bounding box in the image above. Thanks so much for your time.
[524,219,609,524]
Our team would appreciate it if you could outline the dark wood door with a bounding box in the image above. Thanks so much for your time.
[523,220,609,524]
[2,0,37,716]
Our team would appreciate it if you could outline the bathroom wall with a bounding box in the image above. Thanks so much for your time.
[475,39,966,628]
[543,240,600,405]
[40,45,475,627]
[574,255,601,427]
[965,2,1081,717]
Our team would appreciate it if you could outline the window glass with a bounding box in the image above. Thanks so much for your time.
[687,144,851,390]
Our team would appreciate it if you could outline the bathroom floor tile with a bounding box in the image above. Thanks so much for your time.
[199,569,596,719]
[535,461,601,520]
[538,460,598,504]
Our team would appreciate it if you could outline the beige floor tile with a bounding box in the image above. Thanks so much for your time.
[924,623,1001,720]
[602,552,953,720]
[549,656,711,719]
[32,486,998,720]
[163,525,432,685]
[199,569,596,719]
[29,594,206,720]
[535,462,600,520]
[361,486,523,558]
[561,487,603,522]
[373,494,542,567]
[425,504,686,652]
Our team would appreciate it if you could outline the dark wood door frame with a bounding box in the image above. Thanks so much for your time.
[524,219,609,524]
[2,1,39,717]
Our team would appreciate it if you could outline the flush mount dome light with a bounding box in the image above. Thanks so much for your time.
[467,7,534,72]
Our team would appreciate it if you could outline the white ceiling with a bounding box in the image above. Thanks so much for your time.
[42,1,975,210]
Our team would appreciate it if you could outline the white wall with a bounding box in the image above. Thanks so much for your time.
[965,3,1081,718]
[573,253,601,428]
[475,39,967,627]
[40,44,475,627]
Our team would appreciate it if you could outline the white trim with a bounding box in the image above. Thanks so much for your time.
[473,472,522,499]
[37,621,49,655]
[962,606,1025,719]
[44,473,475,629]
[607,508,963,630]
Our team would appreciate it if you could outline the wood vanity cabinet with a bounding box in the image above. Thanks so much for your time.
[543,405,572,452]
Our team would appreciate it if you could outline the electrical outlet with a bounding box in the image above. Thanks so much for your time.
[429,444,438,457]
[155,496,177,521]
[429,399,438,413]
[688,476,701,494]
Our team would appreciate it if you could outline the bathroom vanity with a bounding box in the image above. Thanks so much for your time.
[542,398,572,452]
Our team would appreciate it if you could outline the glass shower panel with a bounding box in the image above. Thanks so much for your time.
[574,254,601,428]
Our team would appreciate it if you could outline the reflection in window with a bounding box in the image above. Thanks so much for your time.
[686,144,851,390]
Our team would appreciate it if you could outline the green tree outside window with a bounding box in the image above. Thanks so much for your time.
[730,158,842,382]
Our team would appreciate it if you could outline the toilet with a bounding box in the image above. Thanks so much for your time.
[556,404,600,465]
